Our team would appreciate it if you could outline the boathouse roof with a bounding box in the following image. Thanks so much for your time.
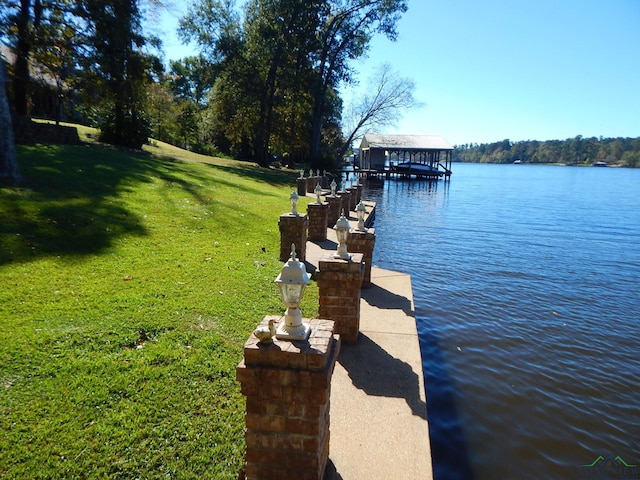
[360,134,453,151]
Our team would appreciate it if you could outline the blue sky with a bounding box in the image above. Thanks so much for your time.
[158,0,640,146]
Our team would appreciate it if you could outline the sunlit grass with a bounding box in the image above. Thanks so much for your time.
[0,131,316,478]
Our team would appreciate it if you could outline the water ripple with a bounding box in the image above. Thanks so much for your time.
[363,164,640,480]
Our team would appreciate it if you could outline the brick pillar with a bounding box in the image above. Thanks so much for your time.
[237,317,340,480]
[320,175,329,189]
[307,202,329,241]
[316,253,364,345]
[347,228,376,288]
[353,184,362,205]
[325,196,342,229]
[336,190,350,215]
[297,177,307,196]
[279,214,308,262]
[346,187,358,211]
[306,177,320,194]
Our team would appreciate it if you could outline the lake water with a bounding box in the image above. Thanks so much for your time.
[358,163,640,480]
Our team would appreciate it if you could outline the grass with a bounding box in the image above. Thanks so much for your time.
[0,128,318,478]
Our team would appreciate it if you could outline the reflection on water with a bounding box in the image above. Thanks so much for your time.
[360,164,640,480]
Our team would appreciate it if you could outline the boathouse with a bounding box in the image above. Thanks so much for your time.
[359,134,453,178]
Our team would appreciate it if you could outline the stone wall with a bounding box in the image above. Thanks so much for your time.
[14,118,80,145]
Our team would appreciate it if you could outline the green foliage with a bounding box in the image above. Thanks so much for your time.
[453,136,640,167]
[78,0,155,149]
[0,136,316,478]
[178,0,407,167]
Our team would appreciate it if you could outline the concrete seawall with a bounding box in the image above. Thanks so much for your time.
[303,201,433,479]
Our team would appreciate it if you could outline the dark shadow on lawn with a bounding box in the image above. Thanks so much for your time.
[205,163,298,189]
[0,143,197,266]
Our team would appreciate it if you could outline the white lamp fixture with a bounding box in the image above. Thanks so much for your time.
[314,183,323,204]
[330,180,337,197]
[333,210,351,260]
[290,190,299,216]
[356,201,367,231]
[274,244,311,340]
[299,169,305,179]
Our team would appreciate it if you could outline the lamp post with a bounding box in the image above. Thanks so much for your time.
[330,179,337,197]
[314,183,323,204]
[274,244,311,340]
[356,201,367,231]
[333,210,351,260]
[290,190,299,216]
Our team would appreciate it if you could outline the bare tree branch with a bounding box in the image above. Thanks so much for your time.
[340,62,422,159]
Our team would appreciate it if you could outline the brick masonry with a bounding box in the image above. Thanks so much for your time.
[347,228,376,288]
[306,177,321,194]
[14,118,80,145]
[306,203,329,241]
[336,190,350,215]
[346,186,358,211]
[279,214,308,262]
[237,317,340,480]
[297,177,307,196]
[326,196,342,229]
[315,253,364,345]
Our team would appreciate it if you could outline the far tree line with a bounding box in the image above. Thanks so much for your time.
[1,0,419,174]
[453,136,640,168]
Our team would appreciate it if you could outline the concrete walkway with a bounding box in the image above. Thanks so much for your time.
[303,203,433,480]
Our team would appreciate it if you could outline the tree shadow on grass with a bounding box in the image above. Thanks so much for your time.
[207,163,298,189]
[0,143,192,266]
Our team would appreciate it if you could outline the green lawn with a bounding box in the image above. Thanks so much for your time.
[0,131,317,478]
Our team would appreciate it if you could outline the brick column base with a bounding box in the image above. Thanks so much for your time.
[297,178,307,196]
[347,228,376,288]
[306,177,320,194]
[326,196,342,229]
[307,203,329,241]
[346,187,358,211]
[316,253,364,344]
[336,191,350,215]
[237,317,340,480]
[279,214,308,262]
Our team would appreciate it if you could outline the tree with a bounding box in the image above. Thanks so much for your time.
[0,60,20,185]
[77,0,155,148]
[0,0,76,116]
[179,0,407,167]
[168,56,216,106]
[341,62,419,160]
[308,0,408,167]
